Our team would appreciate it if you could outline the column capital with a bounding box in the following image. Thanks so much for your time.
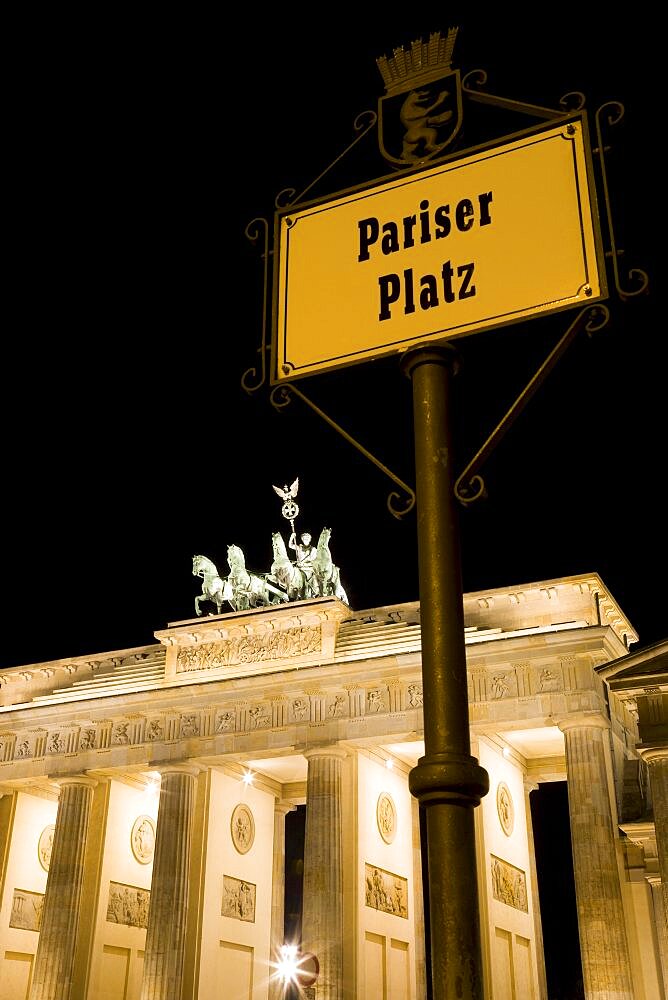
[54,775,98,790]
[304,745,348,762]
[557,712,610,734]
[154,762,206,778]
[637,744,668,765]
[274,799,298,817]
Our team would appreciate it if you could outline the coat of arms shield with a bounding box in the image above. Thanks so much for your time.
[376,28,462,168]
[378,68,462,168]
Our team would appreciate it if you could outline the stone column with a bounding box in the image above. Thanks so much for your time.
[647,876,667,992]
[524,779,548,1000]
[269,800,296,1000]
[559,715,634,998]
[140,765,200,1000]
[29,775,97,1000]
[302,747,346,1000]
[640,748,668,919]
[411,796,427,1000]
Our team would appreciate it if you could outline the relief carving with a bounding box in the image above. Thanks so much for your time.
[368,689,384,713]
[376,792,397,844]
[231,803,255,854]
[38,825,55,871]
[539,668,560,691]
[490,675,511,699]
[79,728,96,750]
[106,881,150,928]
[145,719,164,742]
[131,815,156,864]
[364,863,408,918]
[177,626,321,671]
[222,874,256,922]
[10,889,44,931]
[407,683,423,708]
[249,705,271,729]
[15,739,32,758]
[491,855,528,911]
[328,695,346,718]
[216,711,235,732]
[47,732,66,754]
[292,698,309,721]
[180,715,200,737]
[112,722,129,745]
[496,782,514,836]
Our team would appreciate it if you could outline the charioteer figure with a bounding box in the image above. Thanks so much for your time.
[289,530,317,582]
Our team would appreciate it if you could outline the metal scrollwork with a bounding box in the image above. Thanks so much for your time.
[559,91,586,112]
[241,216,271,394]
[274,109,377,210]
[462,68,562,120]
[455,305,610,506]
[594,102,649,302]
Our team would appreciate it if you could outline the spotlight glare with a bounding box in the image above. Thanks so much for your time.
[242,770,254,785]
[276,944,299,984]
[385,758,394,769]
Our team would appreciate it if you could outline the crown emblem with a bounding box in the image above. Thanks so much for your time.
[376,28,459,94]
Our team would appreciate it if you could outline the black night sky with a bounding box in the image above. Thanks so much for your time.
[3,10,662,998]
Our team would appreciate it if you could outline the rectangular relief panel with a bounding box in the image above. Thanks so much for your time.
[365,864,408,918]
[9,890,44,932]
[221,875,256,923]
[106,882,150,929]
[491,855,528,912]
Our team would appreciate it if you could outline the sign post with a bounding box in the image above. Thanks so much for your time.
[401,344,489,996]
[271,93,605,997]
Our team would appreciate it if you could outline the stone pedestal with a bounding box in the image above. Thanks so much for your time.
[302,748,346,1000]
[140,765,200,1000]
[560,716,633,998]
[29,776,97,1000]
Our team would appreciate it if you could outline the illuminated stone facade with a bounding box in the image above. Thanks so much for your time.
[0,573,665,998]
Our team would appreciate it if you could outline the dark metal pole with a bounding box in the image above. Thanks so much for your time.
[401,345,489,1000]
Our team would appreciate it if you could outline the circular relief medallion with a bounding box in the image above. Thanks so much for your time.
[131,815,156,864]
[231,803,255,854]
[376,792,397,844]
[496,782,514,837]
[38,825,55,871]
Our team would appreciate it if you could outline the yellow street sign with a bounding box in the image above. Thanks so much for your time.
[273,115,606,382]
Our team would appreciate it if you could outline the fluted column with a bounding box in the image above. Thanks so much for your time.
[269,800,296,1000]
[411,796,427,1000]
[302,747,346,1000]
[29,775,97,1000]
[140,765,200,1000]
[640,748,668,919]
[647,876,667,991]
[559,716,633,999]
[524,779,548,1000]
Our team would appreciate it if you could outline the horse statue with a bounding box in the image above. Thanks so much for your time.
[270,529,348,604]
[312,527,348,603]
[269,532,319,602]
[192,554,233,616]
[226,544,288,611]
